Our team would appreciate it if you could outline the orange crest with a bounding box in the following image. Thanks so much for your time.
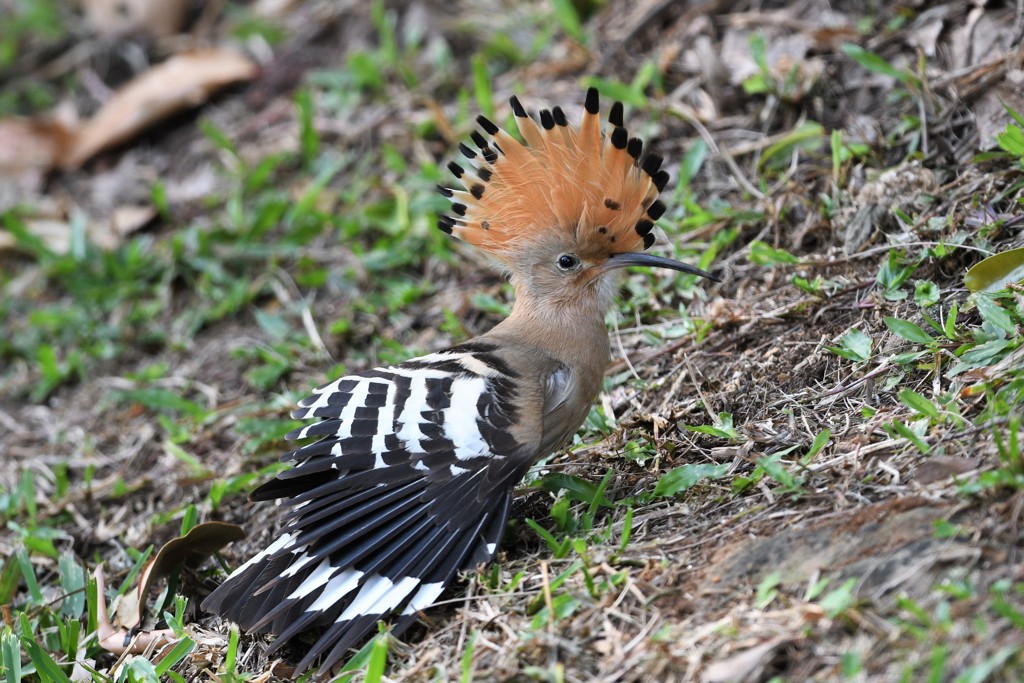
[437,88,669,262]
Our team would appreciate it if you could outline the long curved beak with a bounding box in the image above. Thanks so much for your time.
[603,252,721,282]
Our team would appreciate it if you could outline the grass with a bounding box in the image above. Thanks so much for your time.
[3,1,1024,681]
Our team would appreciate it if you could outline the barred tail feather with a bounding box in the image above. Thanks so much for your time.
[202,478,513,676]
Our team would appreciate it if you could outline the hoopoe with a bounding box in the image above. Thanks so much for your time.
[202,88,718,674]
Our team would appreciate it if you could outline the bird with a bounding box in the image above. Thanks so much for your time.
[201,87,719,675]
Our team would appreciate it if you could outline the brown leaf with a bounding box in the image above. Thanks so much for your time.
[915,456,983,485]
[854,162,938,208]
[109,522,244,633]
[94,563,176,656]
[62,50,258,169]
[0,205,156,254]
[110,205,158,240]
[132,522,245,629]
[0,118,74,207]
[152,521,247,575]
[0,118,72,173]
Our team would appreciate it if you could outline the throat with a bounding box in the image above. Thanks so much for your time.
[491,290,612,367]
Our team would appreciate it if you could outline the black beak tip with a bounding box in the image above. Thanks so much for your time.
[607,251,721,283]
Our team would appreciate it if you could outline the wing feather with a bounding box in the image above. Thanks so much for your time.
[203,342,543,677]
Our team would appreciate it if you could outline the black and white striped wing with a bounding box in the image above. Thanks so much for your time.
[202,341,537,674]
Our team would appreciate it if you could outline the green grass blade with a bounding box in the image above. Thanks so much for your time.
[365,633,389,683]
[22,638,72,683]
[154,637,196,677]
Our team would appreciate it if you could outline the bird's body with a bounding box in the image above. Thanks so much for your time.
[202,88,717,675]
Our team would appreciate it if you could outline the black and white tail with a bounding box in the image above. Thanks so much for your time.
[202,341,533,674]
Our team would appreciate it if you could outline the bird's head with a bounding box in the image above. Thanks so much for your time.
[437,88,718,311]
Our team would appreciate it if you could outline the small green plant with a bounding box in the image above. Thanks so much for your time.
[471,55,495,120]
[976,104,1024,174]
[840,651,863,678]
[583,65,661,109]
[528,470,617,559]
[842,44,924,120]
[818,577,859,618]
[460,631,478,683]
[742,32,814,103]
[914,280,940,307]
[791,273,840,296]
[877,249,919,300]
[732,432,828,496]
[759,121,826,174]
[830,129,870,189]
[827,328,873,362]
[748,240,799,266]
[335,631,392,683]
[996,108,1024,166]
[652,463,729,498]
[948,292,1022,377]
[549,0,585,44]
[0,628,23,683]
[0,0,66,112]
[960,416,1024,494]
[755,571,782,609]
[754,451,806,496]
[685,412,741,441]
[523,560,591,628]
[884,315,945,365]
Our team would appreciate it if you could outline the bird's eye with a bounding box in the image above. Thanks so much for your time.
[556,253,580,271]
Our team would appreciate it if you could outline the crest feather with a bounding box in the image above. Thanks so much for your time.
[437,88,667,261]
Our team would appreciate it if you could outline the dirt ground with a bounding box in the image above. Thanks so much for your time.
[2,1,1024,681]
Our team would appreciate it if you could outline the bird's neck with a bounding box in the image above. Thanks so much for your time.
[487,289,612,371]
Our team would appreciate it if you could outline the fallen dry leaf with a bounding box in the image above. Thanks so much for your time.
[115,521,245,633]
[94,563,177,656]
[845,162,939,252]
[0,205,156,254]
[0,118,74,208]
[905,7,948,57]
[0,118,72,174]
[111,205,158,239]
[62,49,258,169]
[973,69,1024,150]
[720,10,841,98]
[915,456,983,485]
[69,657,98,683]
[703,636,790,683]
